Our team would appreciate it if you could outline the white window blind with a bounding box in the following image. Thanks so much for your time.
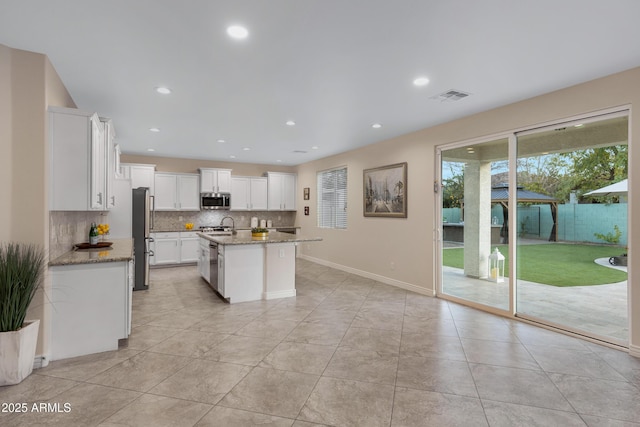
[317,167,347,229]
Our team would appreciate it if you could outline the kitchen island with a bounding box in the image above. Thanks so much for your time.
[198,230,321,303]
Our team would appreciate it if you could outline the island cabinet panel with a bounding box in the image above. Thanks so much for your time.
[50,261,130,360]
[263,243,296,300]
[220,245,264,303]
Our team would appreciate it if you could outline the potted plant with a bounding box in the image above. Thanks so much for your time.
[0,243,45,385]
[251,227,269,239]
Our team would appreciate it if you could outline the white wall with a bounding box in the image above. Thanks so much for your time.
[295,66,640,354]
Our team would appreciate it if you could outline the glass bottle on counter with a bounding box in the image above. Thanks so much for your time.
[89,222,99,245]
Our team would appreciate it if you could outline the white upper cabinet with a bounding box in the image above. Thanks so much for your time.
[231,177,268,211]
[102,118,117,209]
[121,163,156,195]
[267,172,297,211]
[250,177,268,210]
[49,106,109,211]
[199,168,232,193]
[230,177,250,210]
[154,173,200,211]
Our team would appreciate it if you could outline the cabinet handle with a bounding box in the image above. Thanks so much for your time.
[111,196,116,205]
[97,192,103,205]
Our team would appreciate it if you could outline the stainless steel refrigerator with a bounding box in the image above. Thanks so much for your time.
[132,187,153,290]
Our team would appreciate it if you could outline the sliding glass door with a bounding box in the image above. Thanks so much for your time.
[440,137,510,311]
[438,111,629,346]
[515,113,629,345]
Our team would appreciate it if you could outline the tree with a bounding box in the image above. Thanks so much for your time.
[516,154,569,199]
[442,162,464,208]
[558,145,628,202]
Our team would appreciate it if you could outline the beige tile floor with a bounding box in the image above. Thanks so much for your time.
[1,259,640,426]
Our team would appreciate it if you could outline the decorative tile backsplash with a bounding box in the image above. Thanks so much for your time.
[152,211,296,231]
[49,211,108,260]
[49,210,297,260]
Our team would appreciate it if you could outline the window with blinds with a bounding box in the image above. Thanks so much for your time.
[317,167,347,229]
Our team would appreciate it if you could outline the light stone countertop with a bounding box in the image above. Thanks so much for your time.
[151,226,300,233]
[197,230,321,246]
[49,238,134,266]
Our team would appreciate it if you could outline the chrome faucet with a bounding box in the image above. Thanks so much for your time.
[220,216,235,230]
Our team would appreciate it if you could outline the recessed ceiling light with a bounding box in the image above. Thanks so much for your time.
[155,87,171,95]
[311,146,319,150]
[276,160,282,163]
[574,123,584,128]
[227,25,249,40]
[149,127,160,132]
[413,76,430,87]
[217,139,226,143]
[147,148,155,152]
[229,155,236,159]
[286,120,296,126]
[372,123,382,129]
[242,147,251,151]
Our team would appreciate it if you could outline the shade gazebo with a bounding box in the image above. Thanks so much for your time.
[490,183,558,243]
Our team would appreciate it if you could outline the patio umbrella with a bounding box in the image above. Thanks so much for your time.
[584,179,628,197]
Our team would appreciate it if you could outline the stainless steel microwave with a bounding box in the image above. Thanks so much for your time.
[201,193,230,210]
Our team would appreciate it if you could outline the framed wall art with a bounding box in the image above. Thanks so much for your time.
[363,162,407,218]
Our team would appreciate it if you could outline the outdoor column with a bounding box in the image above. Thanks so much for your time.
[463,160,492,278]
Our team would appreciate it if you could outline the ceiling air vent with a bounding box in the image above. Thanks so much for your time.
[292,150,308,154]
[431,89,471,102]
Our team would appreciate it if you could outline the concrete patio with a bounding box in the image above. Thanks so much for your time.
[442,258,628,344]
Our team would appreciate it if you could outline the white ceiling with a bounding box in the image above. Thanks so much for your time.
[2,0,640,166]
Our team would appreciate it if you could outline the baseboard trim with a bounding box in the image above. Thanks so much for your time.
[629,344,640,358]
[33,354,49,369]
[298,254,434,297]
[263,289,297,300]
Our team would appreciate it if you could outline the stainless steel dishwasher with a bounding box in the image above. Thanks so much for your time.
[209,242,219,293]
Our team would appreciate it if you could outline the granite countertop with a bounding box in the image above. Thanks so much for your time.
[49,238,134,266]
[197,230,321,246]
[151,226,300,233]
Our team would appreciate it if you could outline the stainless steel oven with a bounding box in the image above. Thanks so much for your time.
[201,193,230,210]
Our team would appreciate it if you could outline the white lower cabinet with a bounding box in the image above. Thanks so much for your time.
[150,232,199,265]
[198,237,210,283]
[180,232,200,263]
[150,232,180,265]
[50,261,131,360]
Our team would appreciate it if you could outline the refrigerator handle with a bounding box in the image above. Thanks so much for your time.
[150,195,155,229]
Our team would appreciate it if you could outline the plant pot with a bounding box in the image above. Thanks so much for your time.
[251,232,268,239]
[0,319,40,386]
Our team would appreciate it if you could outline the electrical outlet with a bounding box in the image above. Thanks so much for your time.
[178,215,183,221]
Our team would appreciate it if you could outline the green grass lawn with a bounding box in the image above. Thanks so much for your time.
[443,243,628,287]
